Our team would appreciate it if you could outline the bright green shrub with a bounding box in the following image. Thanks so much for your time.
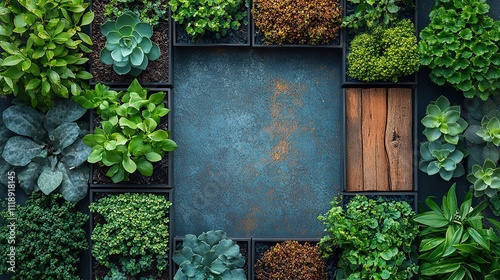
[0,0,93,112]
[0,192,88,280]
[90,192,171,279]
[347,19,419,82]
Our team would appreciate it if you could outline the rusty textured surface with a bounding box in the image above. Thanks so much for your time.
[172,48,342,237]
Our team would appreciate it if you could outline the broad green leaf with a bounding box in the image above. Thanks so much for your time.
[38,168,63,194]
[2,136,43,166]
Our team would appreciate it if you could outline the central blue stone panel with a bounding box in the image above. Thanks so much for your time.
[172,48,343,238]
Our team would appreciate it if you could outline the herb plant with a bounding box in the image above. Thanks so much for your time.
[415,183,500,279]
[169,0,248,41]
[419,140,466,181]
[0,0,93,112]
[252,0,343,45]
[75,79,178,183]
[173,230,246,280]
[0,99,91,202]
[100,11,161,77]
[343,0,414,32]
[254,240,327,280]
[104,0,168,27]
[418,0,500,100]
[318,195,419,280]
[347,19,419,82]
[90,192,171,279]
[0,192,88,280]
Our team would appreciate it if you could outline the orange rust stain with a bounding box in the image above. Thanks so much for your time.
[241,205,260,233]
[266,188,275,196]
[271,139,290,162]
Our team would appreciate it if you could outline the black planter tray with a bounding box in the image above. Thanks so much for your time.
[172,236,252,279]
[172,6,251,47]
[89,188,174,280]
[88,87,174,188]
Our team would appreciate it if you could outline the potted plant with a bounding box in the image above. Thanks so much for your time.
[0,192,88,279]
[169,0,250,46]
[89,189,172,279]
[318,194,419,279]
[90,0,171,86]
[251,0,343,47]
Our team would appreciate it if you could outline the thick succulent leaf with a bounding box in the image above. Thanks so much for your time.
[61,138,92,167]
[139,37,153,53]
[50,122,80,150]
[37,167,63,195]
[130,47,145,66]
[213,239,241,259]
[435,95,451,110]
[222,269,246,280]
[200,230,227,247]
[173,246,195,266]
[426,104,442,118]
[2,136,43,166]
[136,158,153,176]
[101,20,115,36]
[135,57,148,71]
[118,25,134,37]
[100,48,114,65]
[135,22,153,38]
[424,127,441,142]
[464,125,484,144]
[116,12,138,29]
[439,169,454,181]
[127,67,144,77]
[111,47,125,62]
[3,105,43,137]
[114,63,132,75]
[43,98,87,131]
[106,30,121,45]
[58,165,89,202]
[209,258,228,275]
[147,43,161,61]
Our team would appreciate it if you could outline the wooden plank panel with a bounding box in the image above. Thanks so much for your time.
[345,88,364,191]
[386,88,413,191]
[362,88,389,191]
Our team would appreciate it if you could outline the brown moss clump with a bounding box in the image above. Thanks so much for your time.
[252,0,343,45]
[254,240,327,280]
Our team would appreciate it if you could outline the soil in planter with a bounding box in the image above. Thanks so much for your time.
[90,0,170,84]
[91,110,171,185]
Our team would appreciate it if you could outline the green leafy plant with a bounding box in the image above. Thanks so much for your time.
[254,240,327,280]
[75,79,178,183]
[421,95,468,145]
[467,159,500,198]
[343,0,414,32]
[490,194,500,216]
[100,11,161,76]
[0,0,93,112]
[415,183,500,279]
[476,110,500,146]
[252,0,343,45]
[104,0,168,27]
[0,192,88,280]
[419,140,466,181]
[318,195,419,280]
[90,192,171,279]
[169,0,248,41]
[0,99,91,202]
[347,19,419,82]
[418,0,500,100]
[173,230,246,280]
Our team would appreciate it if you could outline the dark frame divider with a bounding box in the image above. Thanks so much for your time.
[88,188,174,280]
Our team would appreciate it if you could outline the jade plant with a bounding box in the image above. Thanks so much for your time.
[421,95,468,145]
[342,0,414,32]
[0,99,91,202]
[169,0,248,41]
[418,0,500,100]
[0,192,88,279]
[467,159,500,198]
[90,192,171,279]
[347,19,419,82]
[254,240,327,280]
[318,195,419,280]
[419,140,466,181]
[104,0,168,27]
[74,79,177,183]
[100,11,160,76]
[252,0,343,45]
[0,0,94,112]
[173,230,246,280]
[415,183,500,279]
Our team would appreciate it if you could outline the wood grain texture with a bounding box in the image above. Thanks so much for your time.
[345,88,364,191]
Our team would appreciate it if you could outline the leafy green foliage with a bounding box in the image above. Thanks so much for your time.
[318,195,419,280]
[421,95,468,145]
[169,0,248,41]
[419,140,466,181]
[252,0,342,45]
[0,192,88,279]
[467,159,500,198]
[477,110,500,146]
[415,184,500,279]
[0,99,91,201]
[342,0,414,32]
[418,0,500,100]
[347,19,419,82]
[75,79,178,183]
[104,0,168,27]
[0,0,93,112]
[100,11,161,76]
[254,240,327,280]
[173,230,246,280]
[90,192,171,279]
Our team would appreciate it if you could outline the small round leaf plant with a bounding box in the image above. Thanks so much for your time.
[100,11,160,76]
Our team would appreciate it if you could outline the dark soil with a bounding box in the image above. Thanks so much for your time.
[90,0,170,85]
